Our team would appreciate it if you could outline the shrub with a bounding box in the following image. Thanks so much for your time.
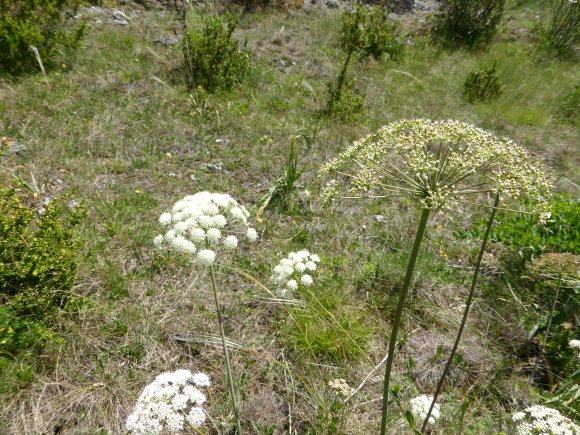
[464,194,580,262]
[326,74,366,122]
[432,0,505,48]
[463,61,503,103]
[0,182,83,355]
[340,3,404,61]
[181,10,250,92]
[0,0,86,76]
[539,0,580,57]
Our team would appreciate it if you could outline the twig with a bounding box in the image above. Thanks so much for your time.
[345,351,389,403]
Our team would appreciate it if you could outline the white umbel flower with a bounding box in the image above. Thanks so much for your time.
[197,249,216,267]
[246,227,258,242]
[190,227,206,243]
[569,339,580,349]
[126,369,210,434]
[410,395,440,425]
[223,235,238,250]
[206,228,221,244]
[159,213,172,226]
[271,250,320,298]
[512,405,579,435]
[153,235,164,248]
[301,274,313,287]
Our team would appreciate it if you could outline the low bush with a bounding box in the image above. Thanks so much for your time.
[463,61,503,103]
[432,0,505,48]
[0,0,86,76]
[0,182,83,356]
[559,85,579,120]
[181,9,250,92]
[463,194,580,263]
[340,3,404,61]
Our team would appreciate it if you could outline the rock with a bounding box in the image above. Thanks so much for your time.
[375,215,386,222]
[155,37,178,46]
[324,0,339,8]
[388,0,413,13]
[114,19,129,26]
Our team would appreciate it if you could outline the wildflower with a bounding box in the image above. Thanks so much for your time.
[511,405,579,435]
[154,191,257,261]
[328,378,355,397]
[126,369,210,434]
[223,235,238,250]
[319,119,553,215]
[271,250,320,297]
[569,339,580,349]
[409,395,441,425]
[197,249,216,267]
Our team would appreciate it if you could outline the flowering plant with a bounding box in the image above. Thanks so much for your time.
[154,191,258,433]
[512,405,579,435]
[271,250,320,298]
[154,191,258,265]
[126,369,211,434]
[409,395,441,426]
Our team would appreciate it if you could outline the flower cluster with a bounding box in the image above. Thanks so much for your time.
[319,119,553,215]
[271,250,320,298]
[126,369,211,434]
[569,339,580,350]
[328,378,355,398]
[154,192,258,266]
[512,405,579,435]
[409,395,441,425]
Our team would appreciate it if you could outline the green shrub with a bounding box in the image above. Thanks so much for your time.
[0,182,83,355]
[463,194,580,262]
[181,10,250,92]
[432,0,505,48]
[463,61,503,103]
[326,74,366,122]
[539,0,580,57]
[559,85,579,120]
[340,3,404,61]
[0,0,86,76]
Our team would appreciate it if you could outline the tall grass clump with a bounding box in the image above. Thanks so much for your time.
[0,181,84,357]
[0,0,86,76]
[180,7,250,92]
[432,0,505,48]
[320,119,553,433]
[538,0,580,57]
[154,192,260,433]
[463,61,503,103]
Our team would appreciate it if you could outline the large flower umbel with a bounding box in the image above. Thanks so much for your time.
[126,369,211,434]
[512,405,579,435]
[154,192,258,266]
[320,119,553,214]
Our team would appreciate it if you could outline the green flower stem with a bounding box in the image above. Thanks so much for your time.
[380,207,431,435]
[420,192,500,433]
[209,264,243,434]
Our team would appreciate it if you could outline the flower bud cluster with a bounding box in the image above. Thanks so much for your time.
[271,250,320,298]
[409,395,441,425]
[328,378,355,398]
[126,369,211,434]
[154,192,258,266]
[512,405,579,435]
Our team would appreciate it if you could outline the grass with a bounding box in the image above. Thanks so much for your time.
[0,0,578,433]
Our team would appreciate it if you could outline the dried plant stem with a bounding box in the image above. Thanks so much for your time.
[380,207,431,435]
[209,264,242,434]
[420,192,500,433]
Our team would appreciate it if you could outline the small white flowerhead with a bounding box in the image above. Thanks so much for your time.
[246,227,258,242]
[569,339,580,349]
[187,406,206,427]
[190,227,206,243]
[159,212,172,226]
[153,235,164,248]
[223,235,238,250]
[287,279,298,291]
[171,236,196,254]
[295,263,306,273]
[212,214,227,229]
[197,249,216,267]
[310,254,320,263]
[305,261,317,271]
[301,274,313,287]
[206,228,221,244]
[198,215,214,230]
[191,372,211,387]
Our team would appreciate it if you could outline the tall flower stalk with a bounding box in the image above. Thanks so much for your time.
[319,119,553,434]
[154,192,259,434]
[420,192,500,432]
